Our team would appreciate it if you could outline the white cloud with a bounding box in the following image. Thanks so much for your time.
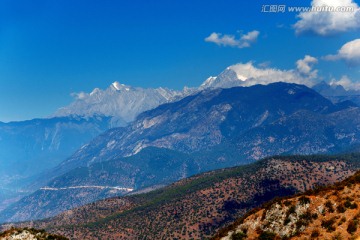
[203,58,360,91]
[205,30,260,48]
[228,57,318,87]
[293,0,360,36]
[205,33,237,47]
[330,75,360,91]
[71,92,88,100]
[324,39,360,66]
[203,55,360,91]
[296,55,318,78]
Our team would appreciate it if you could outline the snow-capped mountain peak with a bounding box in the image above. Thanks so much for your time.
[90,88,101,96]
[199,67,242,89]
[56,62,343,126]
[199,76,217,89]
[199,62,315,90]
[53,82,194,126]
[111,81,131,91]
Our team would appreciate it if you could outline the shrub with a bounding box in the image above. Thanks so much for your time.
[300,210,313,222]
[347,219,358,234]
[287,205,296,215]
[321,217,336,232]
[350,202,358,209]
[332,233,342,240]
[261,210,267,220]
[231,231,247,240]
[337,203,346,213]
[311,230,320,238]
[339,217,346,225]
[283,217,291,225]
[325,200,334,213]
[344,200,352,208]
[258,231,277,240]
[298,196,310,205]
[296,219,308,229]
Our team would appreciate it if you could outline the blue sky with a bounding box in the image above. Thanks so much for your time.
[0,0,359,122]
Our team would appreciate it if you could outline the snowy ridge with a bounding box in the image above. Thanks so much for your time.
[54,63,358,126]
[53,81,196,126]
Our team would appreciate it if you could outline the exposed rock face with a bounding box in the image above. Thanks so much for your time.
[0,227,67,240]
[218,170,360,240]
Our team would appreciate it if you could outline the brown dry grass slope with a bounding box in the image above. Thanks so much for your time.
[2,154,360,239]
[215,170,360,240]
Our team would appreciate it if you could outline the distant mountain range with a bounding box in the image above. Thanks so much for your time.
[53,81,195,125]
[51,65,360,125]
[312,81,360,106]
[1,63,360,226]
[2,82,360,223]
[49,82,360,168]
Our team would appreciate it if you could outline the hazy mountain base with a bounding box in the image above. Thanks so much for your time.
[0,145,253,223]
[0,116,113,212]
[0,116,112,178]
[3,154,360,239]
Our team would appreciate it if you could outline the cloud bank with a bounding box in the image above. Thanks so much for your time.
[205,30,260,48]
[330,75,360,91]
[228,55,319,87]
[294,0,360,36]
[324,39,360,66]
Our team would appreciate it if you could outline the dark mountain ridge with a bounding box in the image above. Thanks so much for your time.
[43,83,353,177]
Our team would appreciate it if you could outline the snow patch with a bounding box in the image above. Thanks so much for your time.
[133,141,147,155]
[200,76,217,88]
[288,89,296,95]
[254,110,269,127]
[112,81,123,90]
[90,88,101,96]
[106,140,116,149]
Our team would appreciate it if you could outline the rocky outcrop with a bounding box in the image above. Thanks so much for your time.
[217,170,360,240]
